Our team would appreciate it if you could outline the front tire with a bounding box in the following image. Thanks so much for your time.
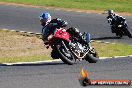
[56,41,76,65]
[116,31,123,38]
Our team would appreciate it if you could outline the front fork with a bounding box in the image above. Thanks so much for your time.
[61,40,69,53]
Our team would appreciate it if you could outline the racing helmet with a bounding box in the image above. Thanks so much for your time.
[107,10,114,16]
[39,12,51,26]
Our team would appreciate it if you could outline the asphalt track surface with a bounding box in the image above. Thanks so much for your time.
[0,4,132,44]
[0,57,132,88]
[0,4,132,88]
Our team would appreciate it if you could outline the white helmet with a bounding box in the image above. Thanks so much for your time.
[108,10,114,16]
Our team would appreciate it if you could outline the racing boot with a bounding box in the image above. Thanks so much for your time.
[77,32,90,47]
[67,27,90,46]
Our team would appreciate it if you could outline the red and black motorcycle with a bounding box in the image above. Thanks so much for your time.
[42,27,99,65]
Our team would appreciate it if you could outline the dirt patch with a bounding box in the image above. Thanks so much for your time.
[0,30,51,59]
[0,2,132,16]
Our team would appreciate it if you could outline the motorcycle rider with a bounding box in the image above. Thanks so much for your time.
[39,12,90,45]
[106,10,132,38]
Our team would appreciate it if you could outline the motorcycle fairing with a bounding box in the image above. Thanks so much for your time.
[54,28,70,42]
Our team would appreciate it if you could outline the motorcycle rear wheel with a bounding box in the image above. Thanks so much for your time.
[85,48,99,63]
[124,28,132,38]
[85,53,99,63]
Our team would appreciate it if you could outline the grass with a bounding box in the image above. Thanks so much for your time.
[0,0,132,13]
[91,42,132,57]
[0,30,52,63]
[0,30,132,63]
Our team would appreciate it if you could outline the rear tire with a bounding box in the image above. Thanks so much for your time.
[124,28,132,38]
[85,53,99,63]
[85,48,99,63]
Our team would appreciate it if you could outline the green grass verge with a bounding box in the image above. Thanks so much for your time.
[91,42,132,57]
[0,0,132,13]
[0,30,52,63]
[0,30,132,63]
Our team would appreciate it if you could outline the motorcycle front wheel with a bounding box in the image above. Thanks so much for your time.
[56,41,76,65]
[116,33,123,38]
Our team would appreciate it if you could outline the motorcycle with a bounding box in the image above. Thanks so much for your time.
[110,20,132,38]
[42,27,99,65]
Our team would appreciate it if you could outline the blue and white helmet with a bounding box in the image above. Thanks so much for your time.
[39,12,51,23]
